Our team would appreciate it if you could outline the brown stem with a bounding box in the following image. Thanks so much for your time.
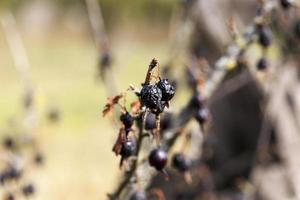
[144,58,158,85]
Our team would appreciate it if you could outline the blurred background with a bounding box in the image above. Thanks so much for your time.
[1,0,300,200]
[0,0,175,199]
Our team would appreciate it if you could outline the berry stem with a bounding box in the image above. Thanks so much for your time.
[144,58,158,86]
[155,115,161,146]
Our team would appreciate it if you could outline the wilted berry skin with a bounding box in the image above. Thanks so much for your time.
[22,184,35,196]
[294,21,300,39]
[257,58,268,70]
[130,191,147,200]
[258,28,272,47]
[280,0,291,9]
[195,108,210,125]
[157,79,175,102]
[172,153,191,172]
[149,148,168,170]
[140,85,164,112]
[120,112,134,131]
[121,140,136,158]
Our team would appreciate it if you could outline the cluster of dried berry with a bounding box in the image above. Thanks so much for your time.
[0,135,43,200]
[140,78,175,114]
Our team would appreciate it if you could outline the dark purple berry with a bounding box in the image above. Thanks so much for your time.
[149,148,168,170]
[280,0,292,9]
[121,140,136,158]
[156,79,175,102]
[294,20,300,39]
[258,28,272,48]
[257,58,268,70]
[3,137,15,150]
[195,108,210,125]
[7,167,22,180]
[140,85,164,113]
[22,184,35,196]
[172,153,191,172]
[160,112,172,131]
[100,52,111,68]
[129,191,147,200]
[145,113,157,130]
[0,167,22,185]
[34,153,44,165]
[47,108,60,122]
[120,112,134,131]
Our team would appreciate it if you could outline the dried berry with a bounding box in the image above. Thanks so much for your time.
[156,79,175,102]
[195,108,210,125]
[140,85,164,113]
[120,112,134,131]
[3,136,15,150]
[22,184,35,197]
[280,0,292,9]
[172,153,191,172]
[120,140,136,158]
[258,28,272,48]
[257,58,268,70]
[100,52,111,68]
[34,153,44,165]
[149,148,168,170]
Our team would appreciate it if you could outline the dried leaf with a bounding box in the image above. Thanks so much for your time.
[131,101,141,114]
[102,94,123,117]
[112,128,126,156]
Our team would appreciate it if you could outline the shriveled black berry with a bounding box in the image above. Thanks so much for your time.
[149,148,168,170]
[130,191,147,200]
[157,79,175,102]
[34,152,44,165]
[3,136,15,150]
[121,140,136,158]
[22,184,35,196]
[258,28,272,48]
[172,153,191,172]
[120,112,134,131]
[280,0,292,9]
[294,20,300,39]
[140,85,164,113]
[195,108,210,125]
[257,58,268,70]
[145,113,157,130]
